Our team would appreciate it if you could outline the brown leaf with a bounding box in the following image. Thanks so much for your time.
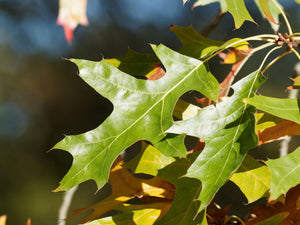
[257,120,300,145]
[196,47,251,107]
[245,184,300,225]
[207,204,231,225]
[57,0,89,43]
[68,156,175,223]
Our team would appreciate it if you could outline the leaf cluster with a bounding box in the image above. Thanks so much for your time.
[52,1,300,224]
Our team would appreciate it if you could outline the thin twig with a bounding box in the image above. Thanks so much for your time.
[262,50,290,73]
[201,11,225,37]
[58,185,79,225]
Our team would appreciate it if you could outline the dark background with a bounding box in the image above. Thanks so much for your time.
[0,0,299,224]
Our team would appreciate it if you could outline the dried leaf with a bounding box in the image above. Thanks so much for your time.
[246,184,300,224]
[257,120,300,145]
[57,0,89,43]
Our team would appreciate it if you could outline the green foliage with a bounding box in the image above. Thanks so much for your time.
[51,1,300,224]
[266,147,300,200]
[230,154,271,203]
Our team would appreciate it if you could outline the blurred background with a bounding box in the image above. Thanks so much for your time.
[0,0,300,224]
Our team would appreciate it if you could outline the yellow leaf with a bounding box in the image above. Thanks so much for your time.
[0,215,7,225]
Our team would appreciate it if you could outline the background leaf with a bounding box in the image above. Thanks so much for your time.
[53,44,220,191]
[56,0,88,43]
[266,147,300,200]
[167,71,266,211]
[171,25,248,59]
[244,95,300,124]
[254,0,281,31]
[230,154,271,203]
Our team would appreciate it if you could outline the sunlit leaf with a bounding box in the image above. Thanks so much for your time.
[57,0,89,43]
[257,119,300,145]
[127,144,207,225]
[244,95,300,124]
[230,154,271,203]
[287,75,300,89]
[85,207,162,225]
[53,44,220,191]
[266,147,300,200]
[0,216,6,225]
[168,71,266,212]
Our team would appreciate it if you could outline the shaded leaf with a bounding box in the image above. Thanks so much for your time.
[168,71,266,211]
[171,25,248,59]
[53,44,220,191]
[230,154,271,203]
[244,95,300,124]
[245,184,300,224]
[57,0,88,43]
[105,48,163,78]
[266,147,300,200]
[68,156,174,224]
[246,212,288,225]
[127,144,207,225]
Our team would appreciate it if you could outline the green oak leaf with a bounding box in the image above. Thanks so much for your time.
[53,44,220,191]
[171,25,249,59]
[167,70,266,212]
[230,154,271,203]
[244,95,300,124]
[192,0,254,28]
[127,144,207,225]
[225,0,255,28]
[266,146,300,200]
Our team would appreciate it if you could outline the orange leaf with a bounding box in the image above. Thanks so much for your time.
[287,76,300,90]
[245,184,300,224]
[258,0,279,24]
[68,156,175,223]
[57,0,89,43]
[257,120,300,145]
